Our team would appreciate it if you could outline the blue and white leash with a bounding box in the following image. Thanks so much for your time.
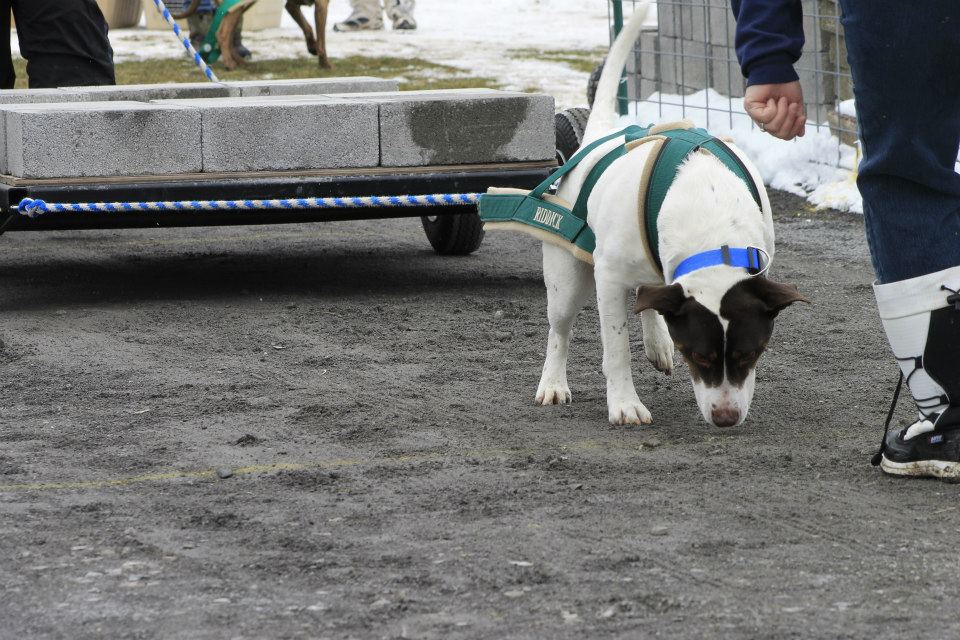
[150,0,221,83]
[16,194,482,218]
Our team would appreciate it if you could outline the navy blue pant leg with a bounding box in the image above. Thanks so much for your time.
[839,0,960,284]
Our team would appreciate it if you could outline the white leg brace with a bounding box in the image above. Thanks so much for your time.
[874,264,960,439]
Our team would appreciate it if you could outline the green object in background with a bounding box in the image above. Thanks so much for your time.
[200,0,254,63]
[610,0,629,117]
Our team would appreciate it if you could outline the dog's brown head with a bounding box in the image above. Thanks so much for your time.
[635,275,810,427]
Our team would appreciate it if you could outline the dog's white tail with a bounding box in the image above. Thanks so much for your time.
[583,2,651,143]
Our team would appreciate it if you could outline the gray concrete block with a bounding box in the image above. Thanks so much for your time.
[628,29,659,100]
[332,90,553,163]
[678,40,713,89]
[686,1,711,42]
[2,101,201,179]
[802,15,828,53]
[226,77,398,97]
[328,88,501,101]
[657,0,694,39]
[798,63,836,106]
[657,36,681,91]
[0,89,82,105]
[58,82,232,102]
[661,38,713,91]
[155,97,379,172]
[338,90,555,167]
[627,51,640,101]
[656,1,679,38]
[638,30,662,81]
[710,45,745,97]
[708,5,737,47]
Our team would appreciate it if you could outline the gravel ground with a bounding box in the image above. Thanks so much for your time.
[1,191,958,640]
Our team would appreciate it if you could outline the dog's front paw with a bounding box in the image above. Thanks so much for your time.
[536,380,572,405]
[645,339,674,375]
[641,309,674,375]
[607,394,653,426]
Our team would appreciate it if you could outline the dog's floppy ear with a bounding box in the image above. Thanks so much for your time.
[744,277,812,315]
[635,283,687,315]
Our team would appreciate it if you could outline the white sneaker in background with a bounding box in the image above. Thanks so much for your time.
[333,0,385,32]
[386,0,417,30]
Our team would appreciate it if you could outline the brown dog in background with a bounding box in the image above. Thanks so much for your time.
[285,0,332,69]
[171,0,331,70]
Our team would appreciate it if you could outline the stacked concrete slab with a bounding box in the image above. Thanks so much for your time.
[328,89,554,167]
[0,77,399,105]
[154,96,381,173]
[628,0,836,107]
[0,79,555,179]
[0,101,202,178]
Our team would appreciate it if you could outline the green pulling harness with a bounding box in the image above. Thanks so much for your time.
[478,122,764,278]
[199,0,257,64]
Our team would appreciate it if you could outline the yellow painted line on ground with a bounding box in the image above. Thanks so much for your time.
[0,439,635,494]
[0,460,357,493]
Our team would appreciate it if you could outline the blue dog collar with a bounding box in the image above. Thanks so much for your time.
[671,245,768,282]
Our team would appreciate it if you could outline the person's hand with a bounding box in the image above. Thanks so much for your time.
[744,81,806,140]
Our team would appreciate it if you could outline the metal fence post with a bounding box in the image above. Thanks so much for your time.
[610,0,629,116]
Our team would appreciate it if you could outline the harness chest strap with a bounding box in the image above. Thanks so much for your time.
[480,124,656,263]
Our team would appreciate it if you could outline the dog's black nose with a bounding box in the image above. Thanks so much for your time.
[711,407,741,427]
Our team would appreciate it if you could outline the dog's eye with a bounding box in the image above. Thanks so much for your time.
[690,352,715,368]
[733,350,759,366]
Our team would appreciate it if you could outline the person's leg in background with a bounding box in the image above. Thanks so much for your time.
[11,0,115,88]
[385,0,415,30]
[232,16,251,60]
[334,0,383,32]
[840,0,960,478]
[188,8,214,50]
[0,0,15,89]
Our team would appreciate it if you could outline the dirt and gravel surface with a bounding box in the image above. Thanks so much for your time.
[1,190,958,640]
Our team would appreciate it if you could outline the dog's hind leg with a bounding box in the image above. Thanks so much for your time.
[640,308,674,375]
[286,1,317,55]
[314,0,332,69]
[595,265,653,425]
[216,7,246,70]
[536,243,595,406]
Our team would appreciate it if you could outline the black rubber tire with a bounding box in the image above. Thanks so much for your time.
[554,107,591,165]
[587,60,605,109]
[421,209,485,255]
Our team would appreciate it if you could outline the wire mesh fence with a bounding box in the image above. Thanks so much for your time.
[609,0,857,168]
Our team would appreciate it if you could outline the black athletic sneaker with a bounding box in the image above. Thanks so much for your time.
[392,16,417,30]
[879,419,960,481]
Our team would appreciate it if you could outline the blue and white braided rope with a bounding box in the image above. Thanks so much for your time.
[17,194,482,217]
[150,0,220,83]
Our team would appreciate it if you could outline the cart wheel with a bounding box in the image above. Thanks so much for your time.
[555,107,591,165]
[421,210,485,255]
[587,60,605,109]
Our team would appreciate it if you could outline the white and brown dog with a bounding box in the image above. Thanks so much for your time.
[532,3,809,427]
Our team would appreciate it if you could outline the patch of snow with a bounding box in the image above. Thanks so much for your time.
[837,98,856,117]
[621,89,864,213]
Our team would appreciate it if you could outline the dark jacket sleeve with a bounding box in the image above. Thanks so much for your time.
[730,0,805,86]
